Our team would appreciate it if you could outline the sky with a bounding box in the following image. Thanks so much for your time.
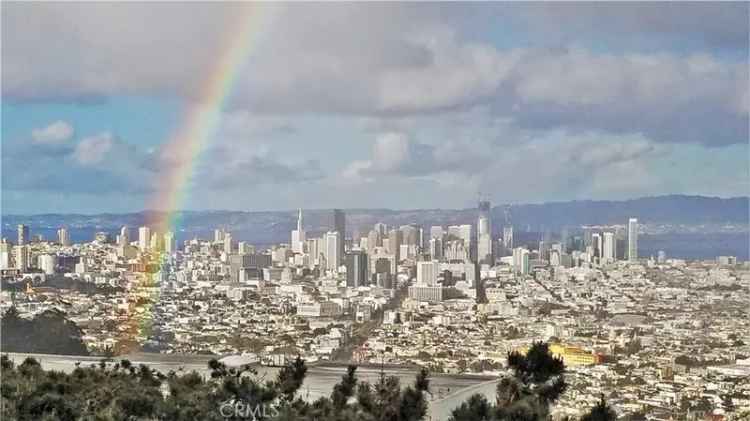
[2,2,748,214]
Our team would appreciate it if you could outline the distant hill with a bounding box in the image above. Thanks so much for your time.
[2,195,748,243]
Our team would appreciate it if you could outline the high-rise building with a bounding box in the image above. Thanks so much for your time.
[57,227,70,246]
[416,260,439,286]
[502,225,513,250]
[138,226,150,251]
[373,223,387,237]
[478,200,493,265]
[238,242,255,255]
[330,209,346,258]
[119,226,129,246]
[603,232,616,263]
[325,231,341,270]
[15,245,29,272]
[628,218,638,262]
[388,228,402,259]
[346,250,368,288]
[512,247,530,275]
[291,208,306,253]
[224,233,233,255]
[164,231,175,254]
[429,238,443,261]
[214,229,226,243]
[0,240,10,270]
[591,233,602,259]
[17,224,29,246]
[39,254,56,275]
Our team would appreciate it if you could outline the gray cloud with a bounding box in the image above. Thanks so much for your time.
[3,3,747,148]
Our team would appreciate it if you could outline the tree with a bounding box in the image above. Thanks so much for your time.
[449,341,567,421]
[581,395,617,421]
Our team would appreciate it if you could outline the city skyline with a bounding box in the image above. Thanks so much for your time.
[2,2,749,214]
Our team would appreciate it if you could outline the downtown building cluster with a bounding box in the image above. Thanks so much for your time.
[1,206,749,420]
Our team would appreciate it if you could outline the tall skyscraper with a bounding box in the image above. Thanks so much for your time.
[346,250,368,288]
[603,232,616,263]
[591,233,602,259]
[478,200,493,265]
[164,231,175,254]
[512,247,530,275]
[331,209,346,257]
[291,208,306,253]
[325,231,341,270]
[119,226,129,246]
[57,227,70,246]
[224,233,233,255]
[138,226,150,251]
[17,224,29,246]
[628,218,638,262]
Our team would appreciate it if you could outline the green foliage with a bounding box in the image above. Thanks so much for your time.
[1,353,432,421]
[450,341,568,421]
[1,308,89,356]
[581,395,617,421]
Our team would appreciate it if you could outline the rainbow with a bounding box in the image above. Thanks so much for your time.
[118,4,278,353]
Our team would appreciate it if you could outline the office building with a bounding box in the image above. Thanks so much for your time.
[416,260,439,286]
[478,200,493,265]
[330,209,346,257]
[223,233,233,255]
[346,250,368,288]
[325,231,341,270]
[603,232,615,263]
[57,227,70,246]
[17,224,29,246]
[291,208,306,253]
[164,231,175,254]
[512,247,530,275]
[628,218,638,262]
[39,254,56,275]
[138,226,150,251]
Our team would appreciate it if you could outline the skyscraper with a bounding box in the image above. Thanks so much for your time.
[331,209,346,257]
[291,208,306,253]
[346,250,368,288]
[119,226,129,246]
[224,233,233,255]
[164,231,175,254]
[57,227,70,246]
[478,200,493,265]
[17,224,29,246]
[628,218,638,262]
[325,231,341,270]
[603,232,616,263]
[138,226,150,251]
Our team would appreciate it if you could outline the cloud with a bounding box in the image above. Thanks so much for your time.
[31,120,75,144]
[3,3,746,147]
[74,133,114,165]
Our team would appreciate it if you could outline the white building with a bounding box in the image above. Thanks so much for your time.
[628,218,638,262]
[603,232,616,263]
[138,226,151,251]
[416,260,439,286]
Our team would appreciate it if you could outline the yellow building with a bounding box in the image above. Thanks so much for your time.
[517,343,600,366]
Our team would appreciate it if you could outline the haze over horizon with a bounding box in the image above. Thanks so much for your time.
[2,2,748,214]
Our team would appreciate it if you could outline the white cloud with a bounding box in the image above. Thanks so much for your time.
[73,132,114,165]
[31,120,74,144]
